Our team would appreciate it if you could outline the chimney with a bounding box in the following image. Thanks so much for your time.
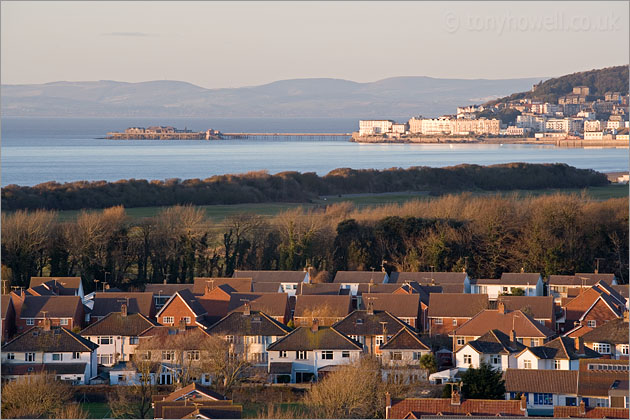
[451,388,461,406]
[574,337,584,354]
[520,267,525,273]
[311,318,319,333]
[43,317,52,331]
[243,302,251,316]
[498,301,506,314]
[520,394,527,411]
[178,318,187,332]
[624,310,629,322]
[511,329,517,344]
[367,300,374,316]
[121,303,128,317]
[578,401,586,416]
[163,277,167,285]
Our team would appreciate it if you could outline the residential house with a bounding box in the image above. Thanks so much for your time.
[361,293,422,329]
[561,283,625,332]
[427,293,488,337]
[192,277,252,295]
[227,292,290,324]
[380,328,432,384]
[206,308,291,368]
[580,314,629,359]
[504,369,580,416]
[144,284,194,310]
[293,295,352,327]
[156,289,208,329]
[386,390,527,418]
[86,292,156,323]
[497,295,556,331]
[14,295,84,332]
[454,329,525,371]
[80,305,158,366]
[611,285,628,308]
[514,336,600,370]
[607,379,629,409]
[389,271,471,294]
[555,403,629,419]
[2,295,16,343]
[197,284,238,325]
[548,273,617,300]
[153,382,242,419]
[233,270,309,296]
[471,273,543,299]
[1,320,98,384]
[332,270,389,297]
[332,307,410,354]
[266,321,362,383]
[29,277,84,299]
[450,304,556,352]
[577,359,630,408]
[297,283,342,295]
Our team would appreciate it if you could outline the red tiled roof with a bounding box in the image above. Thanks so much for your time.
[452,309,555,338]
[554,406,629,419]
[388,398,525,418]
[428,293,488,318]
[504,369,578,394]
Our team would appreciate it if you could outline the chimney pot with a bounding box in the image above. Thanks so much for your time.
[121,303,128,317]
[43,318,52,331]
[511,329,517,344]
[498,302,506,314]
[623,311,629,322]
[311,318,319,332]
[451,388,461,406]
[243,302,251,316]
[178,318,187,332]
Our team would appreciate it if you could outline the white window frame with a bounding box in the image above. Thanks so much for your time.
[7,353,15,360]
[524,360,532,369]
[163,316,175,325]
[342,351,350,358]
[72,352,80,359]
[621,345,629,355]
[129,336,139,345]
[587,320,597,328]
[26,318,34,326]
[162,351,175,361]
[375,336,385,346]
[593,343,611,354]
[187,350,200,361]
[25,352,35,362]
[97,354,113,365]
[491,355,500,365]
[554,360,561,370]
[452,319,458,326]
[182,316,191,325]
[98,336,113,345]
[52,353,63,361]
[434,318,443,325]
[279,350,288,358]
[463,354,472,364]
[457,337,465,346]
[321,351,333,360]
[60,318,69,326]
[296,351,308,360]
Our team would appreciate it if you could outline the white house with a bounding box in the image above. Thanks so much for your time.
[514,337,600,371]
[455,329,524,372]
[505,369,580,416]
[471,273,544,299]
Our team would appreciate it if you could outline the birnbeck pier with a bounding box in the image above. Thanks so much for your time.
[105,126,352,140]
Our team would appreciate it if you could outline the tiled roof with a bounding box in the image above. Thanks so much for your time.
[388,397,525,418]
[451,309,555,338]
[519,336,600,360]
[80,312,157,336]
[233,270,307,284]
[332,271,387,284]
[1,295,13,319]
[90,292,155,318]
[578,370,630,397]
[206,311,290,336]
[500,273,541,285]
[155,401,240,419]
[144,283,194,295]
[1,363,87,376]
[2,325,98,352]
[163,382,227,402]
[548,273,616,286]
[333,310,409,337]
[389,272,468,285]
[157,289,207,318]
[293,295,352,319]
[428,293,488,318]
[554,406,629,419]
[266,326,362,351]
[379,328,431,351]
[19,295,81,318]
[137,326,210,349]
[497,296,554,319]
[580,318,629,344]
[504,369,578,394]
[30,277,82,292]
[227,293,288,318]
[193,277,252,295]
[251,282,282,293]
[361,294,420,318]
[357,283,402,295]
[465,329,524,355]
[611,285,628,299]
[297,283,342,295]
[269,362,292,374]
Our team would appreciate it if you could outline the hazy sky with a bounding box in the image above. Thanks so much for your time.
[2,1,628,88]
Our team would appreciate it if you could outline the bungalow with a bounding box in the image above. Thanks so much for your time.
[361,293,421,329]
[80,304,158,366]
[514,336,599,370]
[206,307,291,367]
[14,294,84,332]
[233,270,309,296]
[427,293,488,337]
[471,272,544,299]
[389,271,471,294]
[332,306,410,354]
[454,329,525,371]
[1,319,98,384]
[580,314,629,359]
[266,321,362,383]
[293,295,352,327]
[156,289,208,329]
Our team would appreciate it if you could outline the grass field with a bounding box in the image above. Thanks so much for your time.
[80,402,111,419]
[54,184,628,222]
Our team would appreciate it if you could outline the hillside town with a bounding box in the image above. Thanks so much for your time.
[357,86,629,143]
[1,270,628,418]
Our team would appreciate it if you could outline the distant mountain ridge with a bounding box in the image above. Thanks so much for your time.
[2,76,543,118]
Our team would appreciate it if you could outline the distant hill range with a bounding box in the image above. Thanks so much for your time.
[1,76,544,118]
[485,65,628,106]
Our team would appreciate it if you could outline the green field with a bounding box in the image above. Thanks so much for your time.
[80,402,112,419]
[53,184,628,222]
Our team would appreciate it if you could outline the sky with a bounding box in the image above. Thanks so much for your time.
[1,1,628,88]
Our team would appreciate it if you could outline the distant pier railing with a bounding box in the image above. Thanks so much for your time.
[221,132,352,139]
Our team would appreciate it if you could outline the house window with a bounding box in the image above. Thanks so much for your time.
[491,355,500,365]
[391,352,402,361]
[463,355,472,364]
[375,336,385,346]
[6,352,15,360]
[25,352,35,362]
[587,320,597,328]
[163,316,174,324]
[349,335,361,343]
[342,351,350,358]
[296,351,308,360]
[98,336,112,345]
[356,319,363,325]
[621,345,629,355]
[59,318,69,326]
[226,335,235,343]
[52,353,63,361]
[322,351,333,360]
[26,319,34,326]
[129,337,139,345]
[182,316,191,324]
[186,350,200,361]
[533,393,553,405]
[593,343,611,354]
[554,360,561,370]
[434,318,443,325]
[457,337,465,346]
[524,360,532,369]
[452,319,457,326]
[97,354,113,365]
[413,352,422,360]
[162,351,175,361]
[279,351,288,358]
[72,352,80,359]
[530,339,540,346]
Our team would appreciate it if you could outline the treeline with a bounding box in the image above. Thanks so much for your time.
[2,193,627,290]
[1,163,610,211]
[487,65,629,105]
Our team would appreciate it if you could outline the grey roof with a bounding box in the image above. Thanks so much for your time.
[499,273,541,285]
[1,295,14,319]
[30,277,82,292]
[233,270,307,283]
[19,295,81,318]
[520,336,600,360]
[90,292,155,318]
[465,329,525,355]
[80,312,157,337]
[333,271,387,284]
[2,326,98,352]
[497,296,554,320]
[427,293,489,318]
[357,283,401,295]
[297,283,342,295]
[269,362,292,374]
[611,285,628,299]
[1,363,87,376]
[389,272,468,284]
[548,273,616,286]
[361,294,420,318]
[266,326,362,351]
[580,318,629,344]
[332,310,409,337]
[379,328,431,351]
[206,311,291,337]
[144,283,194,295]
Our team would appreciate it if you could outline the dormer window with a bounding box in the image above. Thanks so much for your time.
[356,319,363,325]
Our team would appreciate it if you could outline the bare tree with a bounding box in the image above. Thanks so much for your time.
[1,373,74,418]
[108,360,157,419]
[199,335,251,394]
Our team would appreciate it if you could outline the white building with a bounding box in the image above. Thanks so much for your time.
[454,329,524,372]
[546,118,582,134]
[584,120,603,132]
[514,337,600,371]
[517,114,547,132]
[359,120,394,136]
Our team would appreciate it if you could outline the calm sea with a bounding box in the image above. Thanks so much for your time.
[1,117,628,187]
